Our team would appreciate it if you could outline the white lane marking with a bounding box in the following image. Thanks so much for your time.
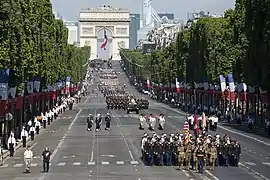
[239,162,269,180]
[101,161,109,165]
[50,108,82,162]
[244,162,256,166]
[30,163,38,167]
[163,105,270,146]
[84,95,91,103]
[101,155,115,158]
[33,156,40,159]
[131,161,139,165]
[88,162,95,165]
[262,162,270,166]
[1,164,8,168]
[73,162,81,166]
[14,164,23,167]
[112,111,136,162]
[56,162,66,166]
[116,161,124,165]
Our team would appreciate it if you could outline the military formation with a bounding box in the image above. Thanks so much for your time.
[141,132,241,173]
[98,72,149,112]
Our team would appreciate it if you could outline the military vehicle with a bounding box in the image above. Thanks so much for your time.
[127,99,139,114]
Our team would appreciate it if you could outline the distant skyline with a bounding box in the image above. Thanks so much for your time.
[51,0,235,21]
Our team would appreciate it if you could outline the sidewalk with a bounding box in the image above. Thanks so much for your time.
[220,120,270,138]
[1,98,84,161]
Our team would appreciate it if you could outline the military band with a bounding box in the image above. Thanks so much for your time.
[141,132,241,173]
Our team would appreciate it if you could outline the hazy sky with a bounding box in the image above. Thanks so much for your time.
[51,0,235,21]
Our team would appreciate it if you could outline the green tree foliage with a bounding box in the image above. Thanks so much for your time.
[0,0,90,91]
[121,0,270,92]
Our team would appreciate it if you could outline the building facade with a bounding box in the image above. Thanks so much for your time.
[64,21,79,45]
[129,14,140,49]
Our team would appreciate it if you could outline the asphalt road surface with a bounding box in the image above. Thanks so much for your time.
[0,62,270,180]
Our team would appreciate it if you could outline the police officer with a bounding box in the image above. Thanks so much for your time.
[42,147,51,172]
[105,113,111,130]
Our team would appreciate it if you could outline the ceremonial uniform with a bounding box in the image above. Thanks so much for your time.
[209,145,217,170]
[178,144,185,169]
[185,143,192,170]
[196,145,205,173]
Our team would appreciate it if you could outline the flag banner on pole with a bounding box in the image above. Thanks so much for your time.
[0,69,10,100]
[146,79,150,88]
[66,76,71,93]
[100,29,108,50]
[8,87,16,98]
[227,74,235,100]
[34,77,41,92]
[176,78,180,93]
[57,77,63,90]
[27,81,34,94]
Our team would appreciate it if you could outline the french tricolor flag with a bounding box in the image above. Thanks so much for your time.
[227,74,235,100]
[219,75,226,97]
[146,79,150,89]
[175,78,180,93]
[100,29,108,50]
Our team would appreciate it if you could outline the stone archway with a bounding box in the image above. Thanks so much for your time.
[96,28,113,60]
[78,6,131,60]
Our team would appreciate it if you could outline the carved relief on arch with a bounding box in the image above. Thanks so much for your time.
[95,26,114,36]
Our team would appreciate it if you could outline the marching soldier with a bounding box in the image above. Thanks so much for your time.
[191,141,198,170]
[165,138,172,166]
[177,142,185,169]
[209,143,217,170]
[87,114,94,131]
[95,114,102,131]
[105,113,111,130]
[185,142,192,170]
[196,143,205,173]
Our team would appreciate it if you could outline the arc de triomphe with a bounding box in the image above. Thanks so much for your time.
[78,6,130,60]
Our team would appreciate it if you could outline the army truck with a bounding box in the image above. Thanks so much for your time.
[127,99,139,114]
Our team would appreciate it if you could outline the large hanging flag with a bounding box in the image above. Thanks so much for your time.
[0,69,10,100]
[100,29,108,50]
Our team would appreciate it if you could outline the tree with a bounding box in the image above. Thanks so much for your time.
[0,0,90,93]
